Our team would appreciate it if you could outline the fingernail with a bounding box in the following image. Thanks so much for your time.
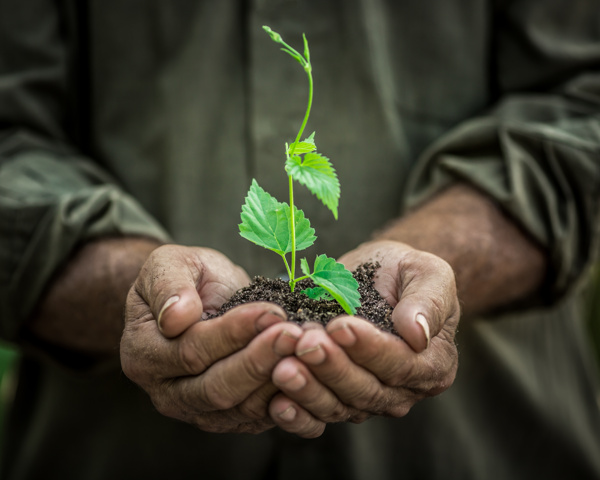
[158,295,179,327]
[256,309,287,332]
[278,406,297,422]
[273,328,302,356]
[282,372,307,392]
[415,313,430,349]
[297,344,326,365]
[328,321,357,347]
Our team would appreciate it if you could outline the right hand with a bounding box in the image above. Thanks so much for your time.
[267,241,460,438]
[120,245,303,433]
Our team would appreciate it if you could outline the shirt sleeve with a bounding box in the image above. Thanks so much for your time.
[0,0,170,343]
[403,0,600,302]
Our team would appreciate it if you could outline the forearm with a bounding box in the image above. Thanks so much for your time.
[28,237,161,357]
[376,183,548,316]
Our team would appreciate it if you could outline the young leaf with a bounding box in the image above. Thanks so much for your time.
[239,180,316,255]
[286,152,340,219]
[302,286,333,301]
[302,33,310,63]
[263,26,307,68]
[280,47,304,65]
[287,132,317,155]
[300,255,361,315]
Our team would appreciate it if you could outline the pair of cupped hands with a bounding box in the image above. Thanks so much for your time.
[120,240,459,438]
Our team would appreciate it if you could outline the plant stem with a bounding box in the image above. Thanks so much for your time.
[293,275,310,284]
[288,65,313,292]
[281,253,293,283]
[288,68,313,156]
[288,174,297,290]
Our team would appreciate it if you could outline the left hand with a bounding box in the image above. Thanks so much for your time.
[121,245,303,434]
[268,240,460,438]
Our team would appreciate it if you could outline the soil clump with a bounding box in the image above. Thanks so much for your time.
[208,262,395,333]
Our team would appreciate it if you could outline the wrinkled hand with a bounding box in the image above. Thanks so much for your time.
[120,245,303,434]
[269,240,460,438]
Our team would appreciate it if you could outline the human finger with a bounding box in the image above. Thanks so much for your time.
[121,301,288,381]
[389,249,460,353]
[269,394,326,439]
[271,355,357,424]
[153,320,303,417]
[327,316,458,397]
[133,245,249,338]
[291,323,415,417]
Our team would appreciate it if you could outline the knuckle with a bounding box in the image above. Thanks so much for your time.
[349,412,371,424]
[202,380,237,411]
[347,383,386,412]
[429,296,445,321]
[429,352,459,396]
[119,355,139,383]
[177,338,208,375]
[120,330,154,385]
[322,402,352,423]
[386,360,413,387]
[232,420,274,435]
[320,364,350,386]
[387,401,412,418]
[242,356,272,383]
[150,385,187,421]
[352,328,387,365]
[190,416,231,434]
[299,422,326,439]
[152,396,177,419]
[238,398,268,421]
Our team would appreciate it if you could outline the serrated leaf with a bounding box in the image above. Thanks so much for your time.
[290,207,317,252]
[287,132,316,155]
[301,287,333,301]
[286,152,340,219]
[239,180,315,255]
[301,255,361,315]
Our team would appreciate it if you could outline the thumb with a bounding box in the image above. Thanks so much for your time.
[135,245,204,338]
[391,251,459,353]
[157,289,204,339]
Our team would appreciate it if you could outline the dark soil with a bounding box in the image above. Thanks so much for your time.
[208,262,395,333]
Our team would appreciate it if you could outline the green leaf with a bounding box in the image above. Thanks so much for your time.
[290,207,317,252]
[288,142,315,155]
[286,152,340,219]
[288,132,317,155]
[239,180,315,255]
[302,286,333,301]
[301,255,361,315]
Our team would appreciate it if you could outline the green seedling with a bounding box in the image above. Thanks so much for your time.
[238,26,361,315]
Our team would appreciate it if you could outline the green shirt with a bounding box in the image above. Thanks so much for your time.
[1,0,600,478]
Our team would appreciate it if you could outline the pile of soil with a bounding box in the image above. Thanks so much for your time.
[209,262,395,333]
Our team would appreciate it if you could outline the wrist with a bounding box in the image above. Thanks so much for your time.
[374,184,547,315]
[28,236,162,357]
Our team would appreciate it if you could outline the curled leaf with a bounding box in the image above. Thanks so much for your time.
[301,286,333,301]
